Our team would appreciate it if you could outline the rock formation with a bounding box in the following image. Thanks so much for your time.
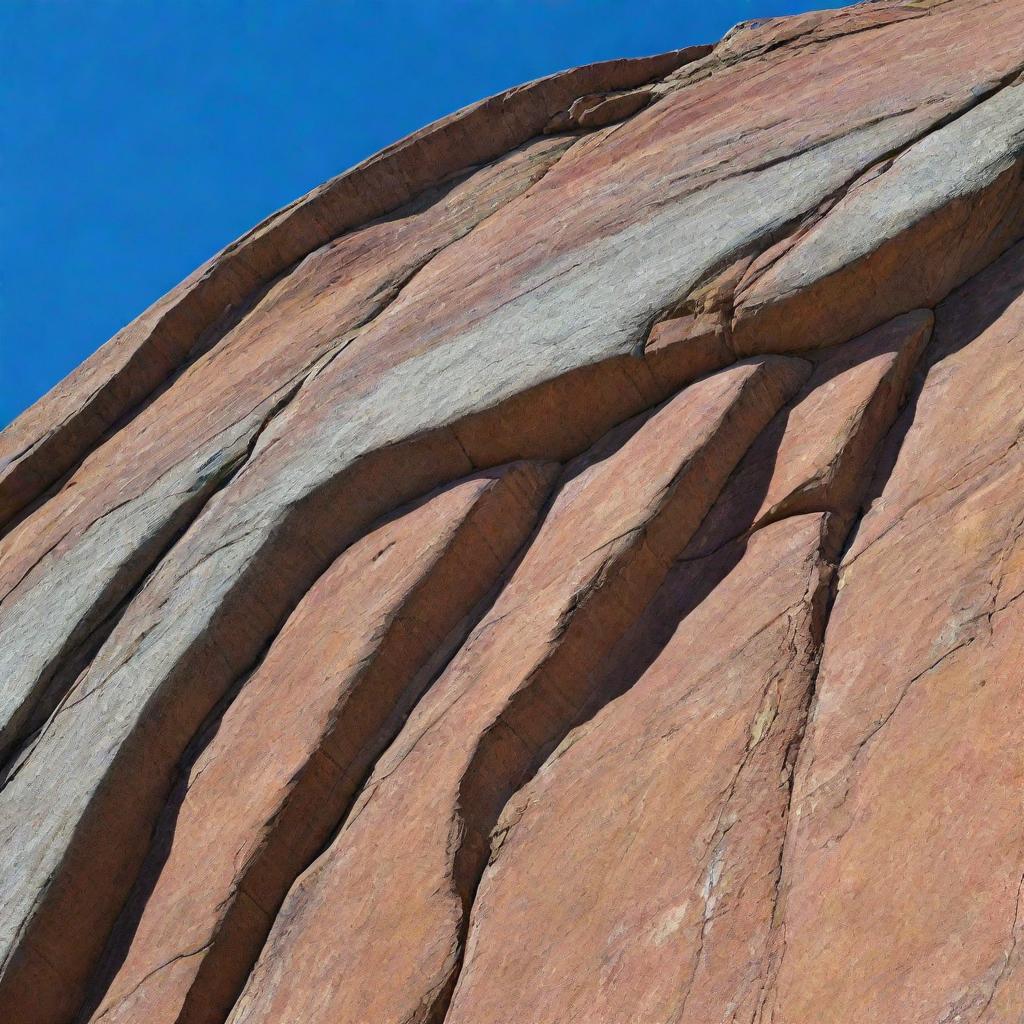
[1,1,1023,1021]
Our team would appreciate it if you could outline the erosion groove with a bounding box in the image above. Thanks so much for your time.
[441,304,927,1024]
[0,374,309,775]
[756,237,1024,1023]
[78,463,557,1024]
[4,3,1024,1023]
[226,357,808,1024]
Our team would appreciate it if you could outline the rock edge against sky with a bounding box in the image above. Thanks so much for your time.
[2,2,1024,1021]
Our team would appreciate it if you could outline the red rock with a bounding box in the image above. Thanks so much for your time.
[440,307,927,1024]
[759,239,1024,1024]
[569,88,653,128]
[0,48,703,530]
[0,134,573,767]
[730,75,1024,355]
[78,462,553,1024]
[2,4,1024,1024]
[446,514,835,1024]
[683,309,931,558]
[642,257,751,392]
[226,357,806,1024]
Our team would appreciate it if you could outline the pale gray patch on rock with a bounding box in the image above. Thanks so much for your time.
[741,83,1024,307]
[0,419,256,766]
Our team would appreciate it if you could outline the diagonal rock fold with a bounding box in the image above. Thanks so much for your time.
[4,4,1024,1022]
[439,301,929,1024]
[78,462,555,1024]
[224,355,808,1024]
[0,134,575,773]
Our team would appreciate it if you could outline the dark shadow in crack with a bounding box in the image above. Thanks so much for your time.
[71,664,244,1024]
[70,463,559,1024]
[425,383,800,1024]
[842,237,1024,565]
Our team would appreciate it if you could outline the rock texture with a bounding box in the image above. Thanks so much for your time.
[82,463,556,1024]
[1,3,1023,1023]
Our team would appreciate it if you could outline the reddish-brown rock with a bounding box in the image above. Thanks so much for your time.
[82,462,554,1024]
[759,239,1024,1024]
[2,4,1024,1024]
[683,309,931,558]
[440,308,927,1024]
[0,134,573,768]
[446,513,835,1024]
[226,357,806,1024]
[0,48,703,531]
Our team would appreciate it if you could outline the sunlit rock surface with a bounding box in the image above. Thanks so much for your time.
[1,2,1023,1022]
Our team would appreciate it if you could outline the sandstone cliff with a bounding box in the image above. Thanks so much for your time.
[2,2,1023,1021]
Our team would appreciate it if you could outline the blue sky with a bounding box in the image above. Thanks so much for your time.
[0,0,826,427]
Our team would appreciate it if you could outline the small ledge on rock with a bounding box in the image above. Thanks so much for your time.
[544,87,653,133]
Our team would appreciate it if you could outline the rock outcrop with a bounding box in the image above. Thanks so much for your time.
[1,2,1023,1022]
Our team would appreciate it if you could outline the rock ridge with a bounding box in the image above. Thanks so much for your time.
[2,3,1024,1023]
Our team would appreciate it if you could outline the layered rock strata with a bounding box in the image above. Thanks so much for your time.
[1,3,1023,1023]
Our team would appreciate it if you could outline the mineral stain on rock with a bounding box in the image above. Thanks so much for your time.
[1,2,1024,1023]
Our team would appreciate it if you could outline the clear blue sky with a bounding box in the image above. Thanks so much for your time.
[0,0,827,428]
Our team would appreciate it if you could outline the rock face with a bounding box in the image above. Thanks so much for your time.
[1,3,1023,1022]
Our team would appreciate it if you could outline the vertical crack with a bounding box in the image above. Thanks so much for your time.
[751,324,941,1022]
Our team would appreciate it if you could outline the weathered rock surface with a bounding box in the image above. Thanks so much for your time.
[2,3,1024,1023]
[0,134,573,770]
[447,513,836,1024]
[0,49,701,532]
[760,239,1024,1023]
[82,462,555,1024]
[442,310,927,1024]
[226,357,806,1024]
